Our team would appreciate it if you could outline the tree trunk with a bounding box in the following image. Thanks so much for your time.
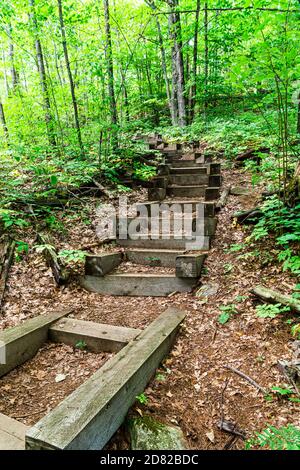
[8,26,19,90]
[189,0,200,123]
[146,0,172,122]
[1,47,10,96]
[57,0,84,154]
[297,92,300,134]
[0,102,9,144]
[204,2,209,112]
[168,0,186,126]
[103,0,118,128]
[29,0,56,147]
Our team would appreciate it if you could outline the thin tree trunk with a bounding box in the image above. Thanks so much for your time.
[2,47,10,96]
[8,26,19,90]
[0,102,9,144]
[189,0,200,123]
[168,0,186,126]
[29,0,56,147]
[204,1,209,112]
[297,92,300,134]
[146,0,172,122]
[57,0,84,154]
[103,0,118,127]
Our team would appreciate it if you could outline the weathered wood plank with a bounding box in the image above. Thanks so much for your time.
[175,254,206,278]
[85,253,123,277]
[49,318,141,353]
[0,309,72,377]
[26,307,186,450]
[80,274,197,297]
[0,413,28,450]
[125,249,185,267]
[0,239,15,311]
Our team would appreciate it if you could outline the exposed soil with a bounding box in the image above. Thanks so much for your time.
[0,164,299,449]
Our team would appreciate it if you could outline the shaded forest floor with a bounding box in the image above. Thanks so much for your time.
[0,164,299,449]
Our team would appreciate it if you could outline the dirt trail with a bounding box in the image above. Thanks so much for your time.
[0,167,298,449]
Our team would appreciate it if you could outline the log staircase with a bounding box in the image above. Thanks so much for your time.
[80,137,222,297]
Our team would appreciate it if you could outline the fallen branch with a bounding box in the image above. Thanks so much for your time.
[224,365,267,395]
[92,179,114,199]
[0,238,15,310]
[37,234,69,286]
[277,360,300,397]
[251,285,300,314]
[216,186,231,210]
[232,207,263,224]
[217,419,247,440]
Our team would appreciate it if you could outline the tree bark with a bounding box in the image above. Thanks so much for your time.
[29,0,56,147]
[0,102,9,144]
[168,0,186,126]
[8,25,19,91]
[189,0,200,123]
[204,2,208,112]
[57,0,84,154]
[251,285,300,314]
[103,0,118,128]
[146,0,172,122]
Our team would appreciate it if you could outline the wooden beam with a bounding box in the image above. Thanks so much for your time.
[0,309,72,377]
[0,413,28,450]
[26,307,186,450]
[251,285,300,314]
[85,253,123,277]
[176,254,206,278]
[49,318,141,353]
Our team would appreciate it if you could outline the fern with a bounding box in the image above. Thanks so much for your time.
[246,425,300,450]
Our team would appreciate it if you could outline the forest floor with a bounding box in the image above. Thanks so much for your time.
[0,164,299,449]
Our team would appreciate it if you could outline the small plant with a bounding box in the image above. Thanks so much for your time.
[226,243,245,253]
[218,304,239,324]
[135,393,148,405]
[245,425,300,450]
[271,386,294,398]
[223,263,234,274]
[75,340,87,351]
[291,323,300,339]
[15,240,29,261]
[155,373,166,382]
[256,303,290,319]
[58,249,88,263]
[234,295,248,303]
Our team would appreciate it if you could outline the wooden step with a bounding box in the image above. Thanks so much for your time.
[134,201,215,218]
[0,413,27,450]
[116,236,210,251]
[119,217,217,237]
[125,249,185,267]
[169,174,209,186]
[80,274,198,296]
[169,166,208,175]
[167,185,206,198]
[49,318,141,353]
[26,308,186,450]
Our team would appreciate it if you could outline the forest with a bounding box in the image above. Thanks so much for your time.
[0,0,299,455]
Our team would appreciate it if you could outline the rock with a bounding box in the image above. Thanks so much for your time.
[127,416,187,450]
[277,360,300,385]
[230,187,252,196]
[196,283,219,298]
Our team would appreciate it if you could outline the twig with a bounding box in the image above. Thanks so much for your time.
[11,408,48,419]
[224,365,267,395]
[220,378,229,426]
[223,435,237,450]
[218,420,246,440]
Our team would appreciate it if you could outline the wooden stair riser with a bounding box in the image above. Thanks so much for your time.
[80,274,197,297]
[134,201,215,218]
[169,174,209,186]
[167,185,206,198]
[125,249,185,267]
